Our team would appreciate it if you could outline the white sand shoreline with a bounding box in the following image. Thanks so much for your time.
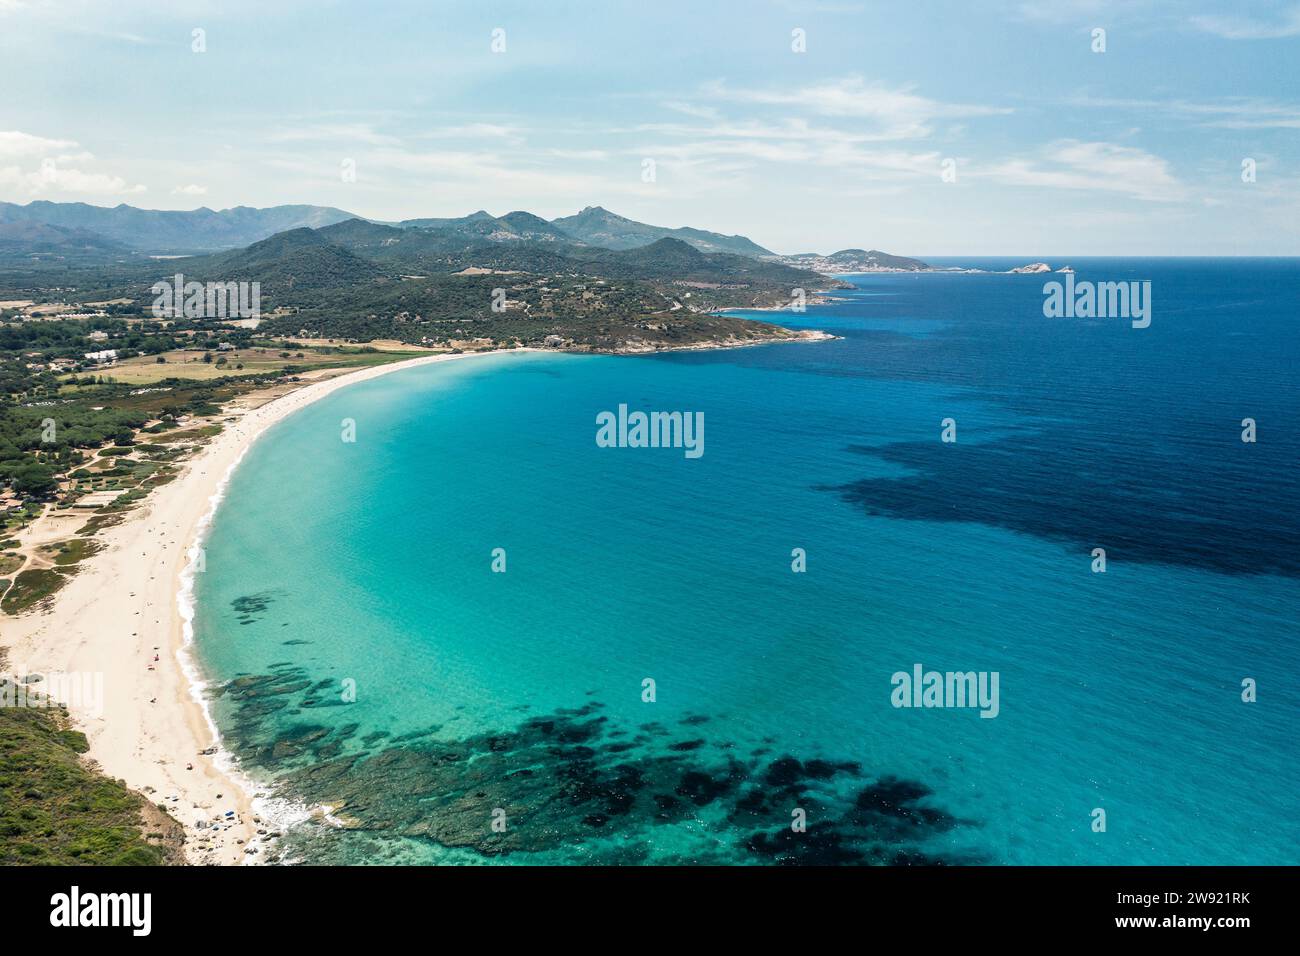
[5,347,536,864]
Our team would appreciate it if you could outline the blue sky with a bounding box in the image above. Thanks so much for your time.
[1,0,1298,254]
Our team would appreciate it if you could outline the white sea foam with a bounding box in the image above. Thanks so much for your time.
[175,429,318,862]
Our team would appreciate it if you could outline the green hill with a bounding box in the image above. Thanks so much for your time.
[0,679,182,865]
[551,206,774,257]
[567,237,816,285]
[165,227,385,295]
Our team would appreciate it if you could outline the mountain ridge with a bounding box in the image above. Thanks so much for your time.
[0,220,131,260]
[0,200,928,273]
[0,200,358,254]
[550,205,775,257]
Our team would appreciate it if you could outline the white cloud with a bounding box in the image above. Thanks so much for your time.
[1067,94,1300,129]
[338,146,654,209]
[628,115,945,186]
[431,123,519,139]
[269,123,402,147]
[1012,0,1124,24]
[638,134,940,179]
[0,129,144,196]
[0,163,146,196]
[979,140,1184,202]
[1191,6,1300,39]
[172,183,208,196]
[771,0,866,10]
[0,130,80,158]
[547,149,611,161]
[697,76,1011,141]
[637,118,874,143]
[662,101,720,121]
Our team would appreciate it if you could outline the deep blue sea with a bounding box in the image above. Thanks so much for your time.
[194,258,1300,865]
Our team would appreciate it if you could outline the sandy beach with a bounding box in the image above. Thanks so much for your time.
[3,348,529,865]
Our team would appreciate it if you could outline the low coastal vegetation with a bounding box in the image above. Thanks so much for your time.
[1,567,71,614]
[0,312,426,611]
[0,673,183,865]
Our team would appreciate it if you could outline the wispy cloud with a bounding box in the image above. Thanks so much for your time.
[661,101,720,121]
[332,146,654,209]
[979,140,1184,202]
[770,0,867,11]
[546,148,611,161]
[1066,94,1300,129]
[269,123,402,147]
[633,119,943,180]
[73,26,156,44]
[431,123,519,139]
[619,77,1002,191]
[696,76,1010,141]
[638,118,883,143]
[1012,0,1132,24]
[1191,5,1300,39]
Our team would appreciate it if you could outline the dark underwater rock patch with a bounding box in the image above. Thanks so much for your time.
[216,668,982,864]
[230,589,280,625]
[668,738,706,752]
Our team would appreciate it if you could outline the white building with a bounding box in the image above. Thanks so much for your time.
[84,349,118,364]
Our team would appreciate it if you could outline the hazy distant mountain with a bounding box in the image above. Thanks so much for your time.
[397,206,774,256]
[0,200,357,254]
[0,220,130,261]
[0,201,925,273]
[497,211,573,242]
[398,210,498,231]
[550,206,775,257]
[399,209,573,243]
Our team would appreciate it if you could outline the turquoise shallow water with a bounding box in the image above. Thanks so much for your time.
[195,260,1300,865]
